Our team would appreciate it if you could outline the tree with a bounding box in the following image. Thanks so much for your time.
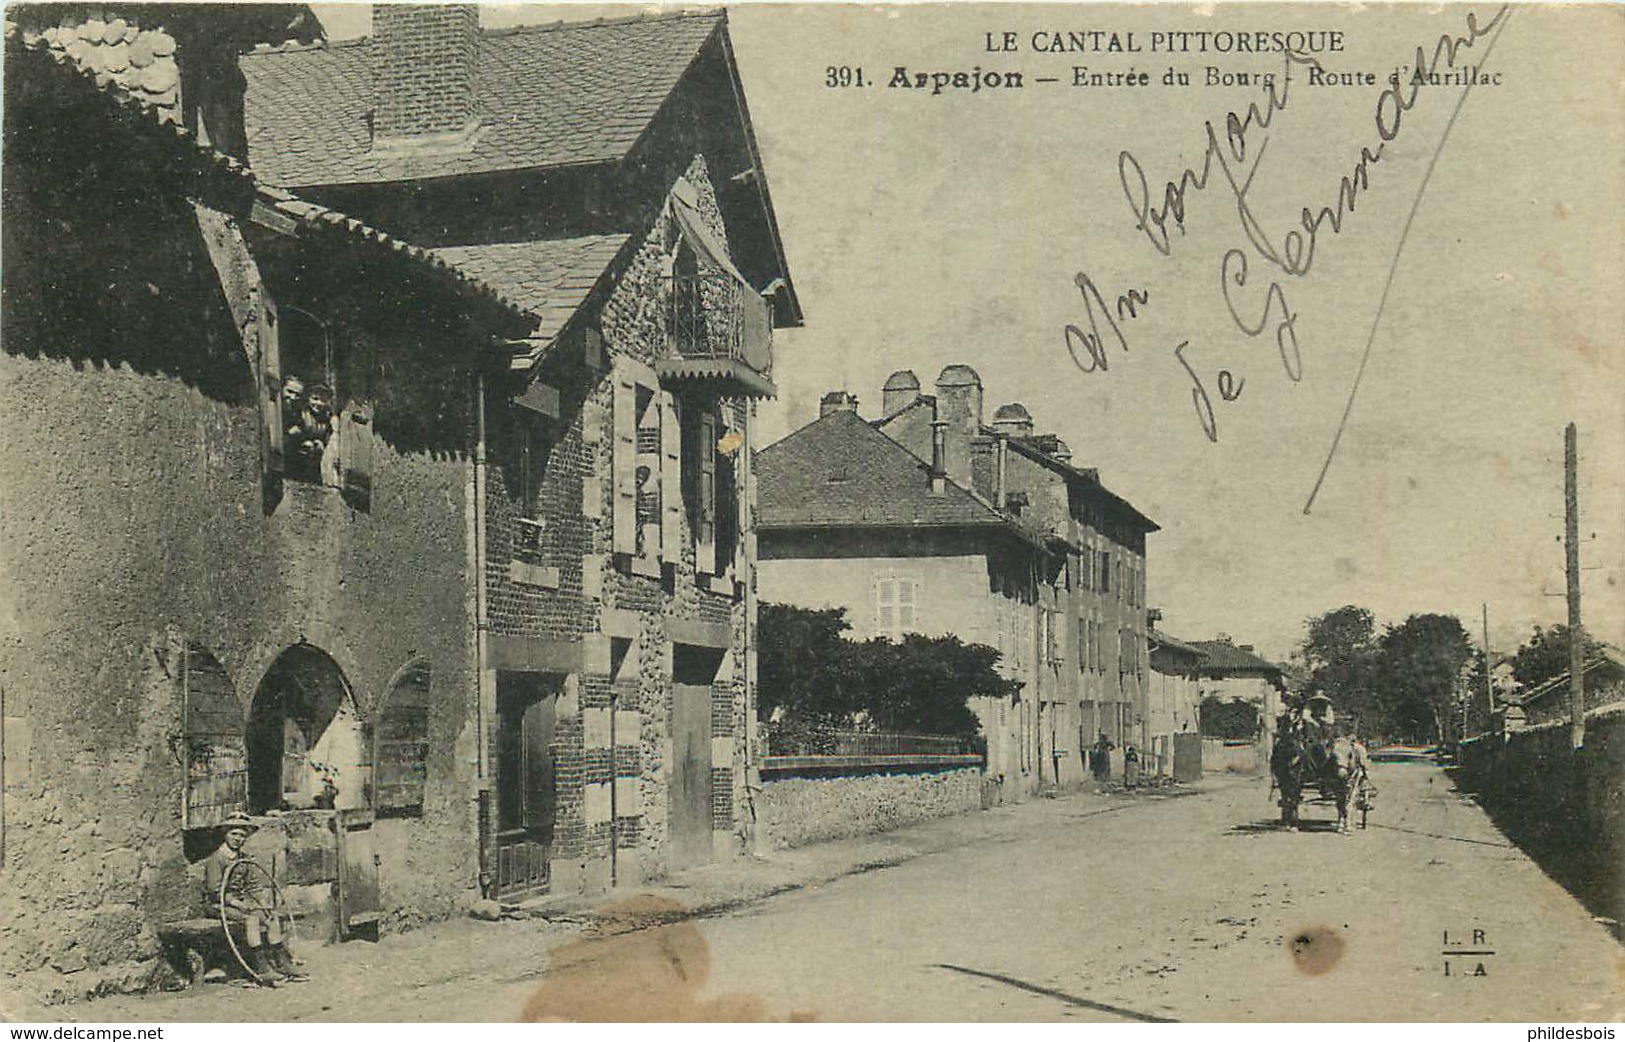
[1374,613,1474,745]
[855,633,1016,737]
[756,603,1017,739]
[1199,697,1259,740]
[1300,605,1380,731]
[757,603,857,725]
[1509,623,1603,689]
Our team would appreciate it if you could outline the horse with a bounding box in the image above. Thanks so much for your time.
[1270,726,1356,832]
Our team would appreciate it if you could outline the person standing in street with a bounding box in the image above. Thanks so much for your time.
[1091,731,1115,785]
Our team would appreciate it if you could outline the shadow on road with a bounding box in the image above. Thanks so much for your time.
[1227,819,1347,835]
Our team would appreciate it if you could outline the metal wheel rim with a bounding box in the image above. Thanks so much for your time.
[219,856,295,984]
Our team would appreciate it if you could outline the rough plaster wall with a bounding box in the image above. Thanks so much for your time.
[757,769,984,851]
[758,554,989,644]
[0,204,478,998]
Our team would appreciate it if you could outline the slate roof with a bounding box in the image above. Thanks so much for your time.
[4,28,538,337]
[435,235,631,348]
[241,12,725,187]
[757,410,1023,534]
[1187,640,1283,675]
[874,394,1157,534]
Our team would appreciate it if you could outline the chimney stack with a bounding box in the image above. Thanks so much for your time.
[934,364,982,489]
[882,370,921,417]
[994,433,1009,510]
[991,402,1034,439]
[819,390,860,418]
[373,4,480,145]
[929,421,948,495]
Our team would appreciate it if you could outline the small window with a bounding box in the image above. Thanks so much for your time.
[263,303,374,508]
[278,308,336,486]
[671,243,706,356]
[510,409,553,560]
[876,578,918,641]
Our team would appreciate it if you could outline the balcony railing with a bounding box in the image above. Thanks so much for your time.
[661,273,775,397]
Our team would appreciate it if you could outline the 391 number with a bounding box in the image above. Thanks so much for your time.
[825,66,867,88]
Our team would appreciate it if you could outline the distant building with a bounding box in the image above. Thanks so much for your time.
[1507,647,1625,727]
[1148,629,1206,775]
[756,366,1158,798]
[1188,637,1287,747]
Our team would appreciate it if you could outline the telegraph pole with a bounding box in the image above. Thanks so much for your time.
[1564,423,1585,749]
[1481,603,1495,717]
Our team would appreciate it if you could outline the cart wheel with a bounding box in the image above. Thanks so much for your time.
[219,857,294,986]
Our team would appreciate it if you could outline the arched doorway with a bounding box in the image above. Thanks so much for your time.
[247,645,365,814]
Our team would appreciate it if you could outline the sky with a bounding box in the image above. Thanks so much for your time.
[310,3,1624,663]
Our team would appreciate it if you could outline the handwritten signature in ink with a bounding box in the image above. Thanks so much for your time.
[1064,4,1513,501]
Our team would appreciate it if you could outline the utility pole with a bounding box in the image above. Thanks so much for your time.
[1482,603,1495,718]
[1564,423,1585,749]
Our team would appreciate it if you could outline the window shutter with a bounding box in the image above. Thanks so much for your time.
[258,293,284,477]
[660,392,683,563]
[876,579,895,636]
[697,410,717,574]
[340,402,374,511]
[897,580,916,630]
[181,644,247,830]
[374,664,430,816]
[612,374,637,555]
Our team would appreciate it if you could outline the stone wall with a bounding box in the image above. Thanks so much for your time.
[1457,707,1624,928]
[0,178,480,999]
[1201,738,1261,774]
[756,768,983,851]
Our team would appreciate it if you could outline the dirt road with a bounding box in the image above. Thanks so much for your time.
[39,764,1623,1022]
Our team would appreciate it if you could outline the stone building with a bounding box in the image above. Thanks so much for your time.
[236,6,800,897]
[1148,628,1206,777]
[756,367,1157,798]
[2,9,539,998]
[1,2,798,998]
[1188,637,1287,749]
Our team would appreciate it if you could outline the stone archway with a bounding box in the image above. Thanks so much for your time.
[247,644,364,814]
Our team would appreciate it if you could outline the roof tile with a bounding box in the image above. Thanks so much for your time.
[757,411,1016,532]
[242,12,723,186]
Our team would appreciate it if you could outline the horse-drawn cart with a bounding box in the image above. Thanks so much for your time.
[1270,728,1375,832]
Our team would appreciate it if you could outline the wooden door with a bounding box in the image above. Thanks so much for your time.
[669,680,713,870]
[334,807,381,936]
[495,673,559,900]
